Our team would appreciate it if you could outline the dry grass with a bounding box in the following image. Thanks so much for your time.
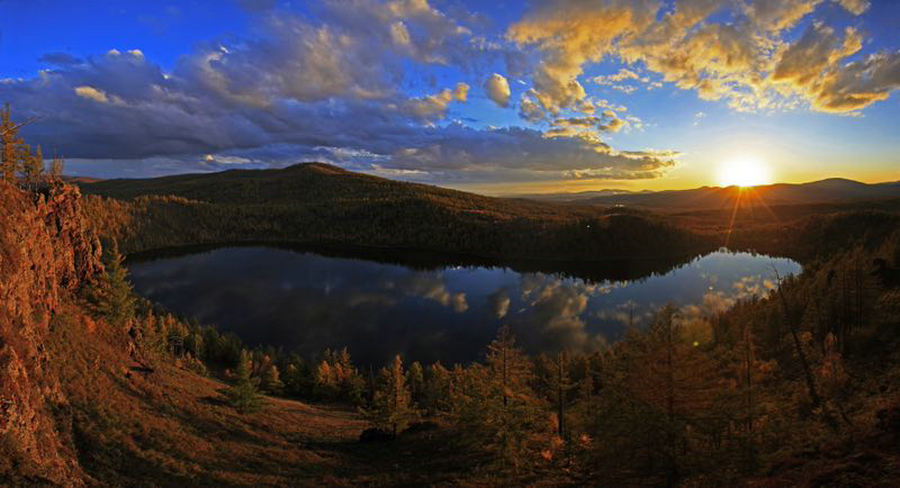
[46,304,510,487]
[48,306,369,487]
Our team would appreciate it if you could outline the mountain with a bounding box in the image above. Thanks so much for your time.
[524,178,900,210]
[78,163,711,263]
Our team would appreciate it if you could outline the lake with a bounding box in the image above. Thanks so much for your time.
[128,247,800,366]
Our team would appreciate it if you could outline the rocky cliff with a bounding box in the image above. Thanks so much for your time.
[0,182,103,487]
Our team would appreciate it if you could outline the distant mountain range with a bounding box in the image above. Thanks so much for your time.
[520,178,900,210]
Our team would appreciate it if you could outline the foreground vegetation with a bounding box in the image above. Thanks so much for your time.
[109,218,900,486]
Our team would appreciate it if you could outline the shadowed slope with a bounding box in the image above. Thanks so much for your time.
[79,163,712,262]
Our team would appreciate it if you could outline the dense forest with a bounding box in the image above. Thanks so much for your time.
[1,108,899,487]
[79,163,713,263]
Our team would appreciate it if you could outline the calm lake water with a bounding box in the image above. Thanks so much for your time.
[129,247,800,366]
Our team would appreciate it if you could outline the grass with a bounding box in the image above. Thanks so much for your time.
[46,303,528,487]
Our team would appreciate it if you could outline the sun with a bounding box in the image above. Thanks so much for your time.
[718,157,771,187]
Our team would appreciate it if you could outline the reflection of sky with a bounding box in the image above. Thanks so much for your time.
[129,248,800,367]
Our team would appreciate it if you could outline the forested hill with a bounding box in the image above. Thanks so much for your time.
[79,163,713,262]
[82,162,555,212]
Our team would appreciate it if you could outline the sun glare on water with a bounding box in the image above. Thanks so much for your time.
[718,157,771,188]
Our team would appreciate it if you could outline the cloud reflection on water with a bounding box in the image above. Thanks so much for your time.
[129,247,800,366]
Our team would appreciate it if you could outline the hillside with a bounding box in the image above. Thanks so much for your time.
[78,163,712,263]
[0,181,476,487]
[525,178,900,210]
[3,176,900,487]
[80,162,624,217]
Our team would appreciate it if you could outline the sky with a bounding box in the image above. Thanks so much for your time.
[0,0,898,194]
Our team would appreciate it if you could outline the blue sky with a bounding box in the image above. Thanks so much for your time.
[0,0,897,193]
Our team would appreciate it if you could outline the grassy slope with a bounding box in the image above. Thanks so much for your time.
[49,302,501,488]
[50,300,566,487]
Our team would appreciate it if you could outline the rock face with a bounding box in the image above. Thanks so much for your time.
[0,182,103,487]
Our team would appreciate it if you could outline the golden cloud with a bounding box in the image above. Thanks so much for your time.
[509,0,893,116]
[484,73,511,107]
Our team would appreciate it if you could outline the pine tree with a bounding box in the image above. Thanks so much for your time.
[363,354,418,437]
[225,350,264,414]
[96,239,137,327]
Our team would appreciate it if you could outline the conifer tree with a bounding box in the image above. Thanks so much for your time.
[363,354,418,437]
[626,306,720,487]
[23,144,43,188]
[453,326,547,472]
[225,350,264,414]
[422,361,451,414]
[96,239,137,327]
[49,154,64,182]
[261,363,285,395]
[549,350,574,440]
[315,360,337,399]
[407,360,425,405]
[0,104,27,183]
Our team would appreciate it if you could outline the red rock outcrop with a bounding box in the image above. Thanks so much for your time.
[0,182,103,487]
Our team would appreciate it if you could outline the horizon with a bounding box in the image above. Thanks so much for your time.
[2,0,899,193]
[64,160,900,197]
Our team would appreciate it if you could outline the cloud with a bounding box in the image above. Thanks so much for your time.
[510,275,607,352]
[453,82,469,102]
[488,289,511,318]
[3,0,678,185]
[484,73,511,107]
[403,85,467,122]
[507,0,656,116]
[835,0,869,15]
[398,272,468,312]
[591,67,654,94]
[744,0,822,32]
[452,293,469,313]
[772,23,898,112]
[22,0,895,185]
[38,52,82,66]
[773,24,862,87]
[74,86,111,104]
[510,0,896,115]
[693,111,705,126]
